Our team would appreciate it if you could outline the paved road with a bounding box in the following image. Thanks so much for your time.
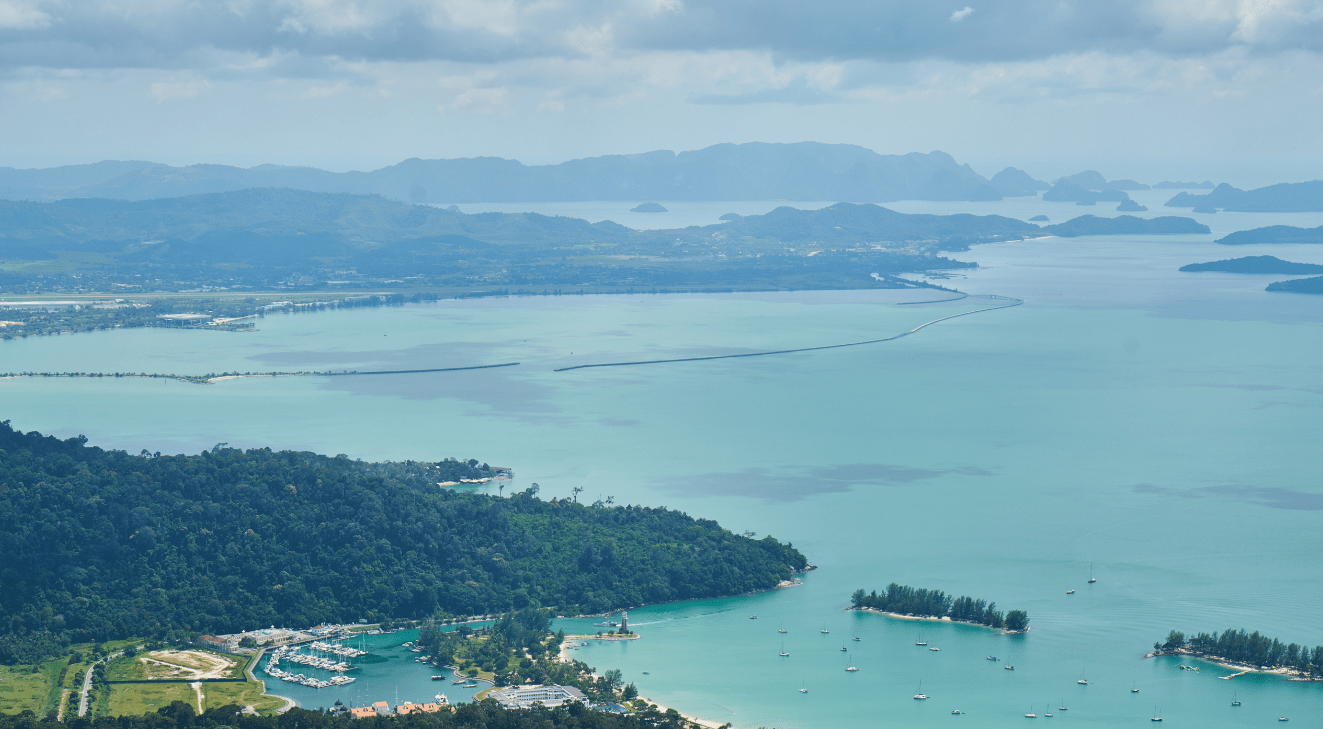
[76,660,98,717]
[78,652,122,717]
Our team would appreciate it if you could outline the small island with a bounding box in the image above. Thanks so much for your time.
[718,212,741,220]
[1116,199,1148,212]
[850,585,1028,633]
[630,202,668,213]
[1179,256,1323,274]
[1216,224,1323,246]
[1149,630,1323,681]
[1042,214,1210,237]
[1029,215,1049,222]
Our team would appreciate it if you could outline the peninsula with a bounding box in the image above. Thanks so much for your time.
[0,420,807,666]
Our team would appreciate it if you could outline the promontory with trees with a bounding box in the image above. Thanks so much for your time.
[1151,629,1323,679]
[0,420,807,665]
[850,585,1029,632]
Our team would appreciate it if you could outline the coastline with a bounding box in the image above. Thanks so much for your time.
[1146,650,1320,682]
[556,634,724,729]
[847,607,1027,634]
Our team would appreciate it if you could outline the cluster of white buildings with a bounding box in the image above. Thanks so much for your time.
[485,685,589,710]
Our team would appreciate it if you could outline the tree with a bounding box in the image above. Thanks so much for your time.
[1004,610,1029,632]
[851,589,866,608]
[622,683,638,700]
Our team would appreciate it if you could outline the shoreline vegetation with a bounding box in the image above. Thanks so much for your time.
[0,420,807,659]
[850,585,1029,633]
[1148,630,1323,682]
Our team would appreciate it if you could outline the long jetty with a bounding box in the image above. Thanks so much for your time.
[554,296,1022,372]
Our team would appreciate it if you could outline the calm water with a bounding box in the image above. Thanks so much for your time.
[258,628,492,710]
[4,197,1323,726]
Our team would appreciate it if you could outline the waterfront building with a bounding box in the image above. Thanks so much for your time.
[487,685,588,709]
[199,635,239,652]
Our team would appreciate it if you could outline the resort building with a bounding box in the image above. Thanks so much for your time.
[348,708,377,719]
[198,635,239,653]
[486,685,588,710]
[395,702,449,715]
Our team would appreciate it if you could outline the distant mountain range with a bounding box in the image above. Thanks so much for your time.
[1166,181,1323,212]
[1,143,1023,204]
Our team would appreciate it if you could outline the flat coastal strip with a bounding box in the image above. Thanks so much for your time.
[0,362,520,385]
[554,297,1022,372]
[208,362,521,382]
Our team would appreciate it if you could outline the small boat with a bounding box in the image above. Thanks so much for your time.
[1132,682,1139,693]
[642,672,650,675]
[841,644,847,651]
[779,641,789,657]
[951,710,963,715]
[1150,706,1162,722]
[1231,691,1240,707]
[1279,717,1289,722]
[799,681,808,694]
[1088,562,1096,584]
[820,624,829,634]
[913,680,928,700]
[1058,700,1067,711]
[778,623,787,634]
[431,675,446,681]
[845,652,857,672]
[750,616,757,620]
[930,646,940,651]
[1077,669,1089,685]
[1005,665,1015,670]
[1066,589,1075,595]
[987,656,998,661]
[852,636,860,642]
[1025,707,1037,718]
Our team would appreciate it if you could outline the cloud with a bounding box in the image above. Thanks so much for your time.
[1,0,1322,77]
[150,78,212,102]
[0,0,48,29]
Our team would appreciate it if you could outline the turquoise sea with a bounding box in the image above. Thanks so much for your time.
[4,191,1323,726]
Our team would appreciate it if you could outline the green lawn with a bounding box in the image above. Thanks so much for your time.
[201,682,286,714]
[106,682,197,716]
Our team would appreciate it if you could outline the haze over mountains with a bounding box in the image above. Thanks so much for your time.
[0,143,1049,204]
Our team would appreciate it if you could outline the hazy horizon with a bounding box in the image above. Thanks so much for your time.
[3,1,1323,188]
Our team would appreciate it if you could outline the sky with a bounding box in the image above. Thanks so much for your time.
[2,0,1322,186]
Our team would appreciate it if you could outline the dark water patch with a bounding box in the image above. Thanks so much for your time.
[656,462,992,502]
[599,417,642,427]
[1135,483,1323,510]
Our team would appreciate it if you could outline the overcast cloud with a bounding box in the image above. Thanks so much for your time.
[1,0,1322,182]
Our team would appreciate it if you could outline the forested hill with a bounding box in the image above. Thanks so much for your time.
[0,143,1001,203]
[0,422,807,654]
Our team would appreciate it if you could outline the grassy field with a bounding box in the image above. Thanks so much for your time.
[0,662,61,715]
[201,681,286,713]
[106,683,198,716]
